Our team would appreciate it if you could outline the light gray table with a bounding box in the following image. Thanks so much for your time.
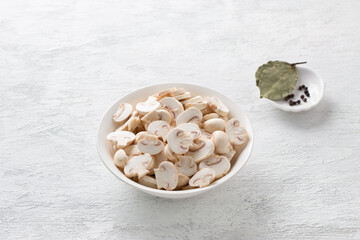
[1,1,359,239]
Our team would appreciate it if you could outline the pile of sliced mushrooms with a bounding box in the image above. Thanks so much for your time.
[106,87,249,191]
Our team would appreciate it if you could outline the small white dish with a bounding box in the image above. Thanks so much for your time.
[97,83,254,199]
[267,67,324,112]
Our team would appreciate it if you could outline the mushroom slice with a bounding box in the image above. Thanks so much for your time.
[106,131,135,148]
[221,146,236,161]
[177,173,190,189]
[206,97,229,117]
[170,88,187,96]
[135,131,148,143]
[185,138,215,163]
[199,155,231,179]
[211,131,231,154]
[147,120,170,141]
[159,97,184,120]
[127,116,141,132]
[200,129,212,139]
[201,106,214,115]
[182,185,195,190]
[137,134,164,155]
[164,144,178,162]
[138,175,157,188]
[167,128,193,154]
[154,161,178,191]
[123,145,142,156]
[124,154,154,178]
[184,102,208,111]
[203,113,220,121]
[154,149,167,169]
[141,109,172,124]
[174,92,191,101]
[181,96,203,105]
[158,88,176,97]
[176,107,203,126]
[136,96,160,115]
[225,118,249,147]
[177,123,201,139]
[175,156,197,177]
[113,149,128,168]
[189,168,216,188]
[203,118,226,133]
[112,103,133,123]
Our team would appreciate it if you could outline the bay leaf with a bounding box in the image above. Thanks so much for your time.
[255,61,285,86]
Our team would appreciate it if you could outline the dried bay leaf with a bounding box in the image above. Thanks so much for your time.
[255,61,306,100]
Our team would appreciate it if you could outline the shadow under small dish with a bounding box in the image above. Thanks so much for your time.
[97,83,253,198]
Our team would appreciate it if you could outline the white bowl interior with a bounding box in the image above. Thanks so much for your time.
[267,67,324,112]
[97,83,254,198]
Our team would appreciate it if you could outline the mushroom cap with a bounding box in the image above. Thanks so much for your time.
[203,118,226,133]
[159,97,184,119]
[177,123,201,139]
[176,107,203,126]
[206,97,229,117]
[177,173,190,189]
[211,131,231,154]
[225,118,249,146]
[175,156,197,177]
[167,128,193,154]
[138,175,157,188]
[147,120,170,141]
[106,131,135,148]
[164,144,178,162]
[124,154,154,178]
[199,155,231,178]
[112,103,133,123]
[185,138,215,163]
[189,168,216,188]
[141,109,171,124]
[113,149,128,168]
[123,145,142,156]
[137,134,164,155]
[136,96,160,115]
[154,161,178,191]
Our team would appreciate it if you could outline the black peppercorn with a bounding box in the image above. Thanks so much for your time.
[297,100,300,104]
[304,98,307,102]
[290,94,294,98]
[301,95,304,99]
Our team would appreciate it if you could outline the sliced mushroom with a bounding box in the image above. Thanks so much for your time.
[201,106,214,115]
[141,109,172,124]
[159,97,184,119]
[106,131,135,148]
[124,154,154,178]
[181,96,203,105]
[206,97,229,117]
[158,88,176,98]
[182,185,195,190]
[200,129,212,139]
[189,168,216,188]
[154,161,178,190]
[174,92,191,101]
[176,107,203,126]
[170,88,187,96]
[136,96,160,115]
[185,138,215,163]
[225,118,249,147]
[211,131,231,154]
[154,149,167,169]
[184,102,208,110]
[177,173,190,189]
[138,175,157,188]
[199,155,231,178]
[167,128,193,154]
[203,118,226,133]
[203,113,220,121]
[113,149,128,168]
[135,131,148,143]
[164,144,178,162]
[175,156,197,177]
[221,146,236,161]
[137,134,164,155]
[147,120,170,142]
[116,111,140,132]
[112,103,133,123]
[123,145,142,156]
[177,123,201,139]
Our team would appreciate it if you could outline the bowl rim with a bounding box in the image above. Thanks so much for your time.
[266,67,325,112]
[96,82,254,196]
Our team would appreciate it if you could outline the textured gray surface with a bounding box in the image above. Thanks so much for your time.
[1,0,360,239]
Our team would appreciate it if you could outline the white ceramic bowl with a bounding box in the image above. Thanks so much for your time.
[267,67,324,112]
[97,83,254,198]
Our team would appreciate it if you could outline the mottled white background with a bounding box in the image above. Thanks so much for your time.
[1,0,359,239]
